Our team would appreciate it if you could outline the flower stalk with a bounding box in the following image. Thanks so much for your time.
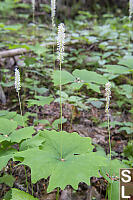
[51,0,56,28]
[105,82,111,160]
[15,68,24,127]
[57,23,65,160]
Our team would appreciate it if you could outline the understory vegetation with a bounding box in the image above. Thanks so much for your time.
[0,0,133,200]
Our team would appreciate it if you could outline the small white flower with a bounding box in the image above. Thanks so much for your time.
[57,23,65,63]
[51,0,56,27]
[32,0,35,12]
[105,82,111,114]
[15,68,21,92]
[129,0,133,17]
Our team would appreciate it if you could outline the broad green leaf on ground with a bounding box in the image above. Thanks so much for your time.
[14,130,107,192]
[0,135,10,143]
[47,152,106,192]
[27,96,53,108]
[0,110,8,117]
[11,188,39,200]
[20,133,45,151]
[87,99,104,108]
[1,111,16,119]
[99,121,123,128]
[72,69,107,84]
[0,111,28,126]
[0,148,17,171]
[102,65,129,74]
[10,126,35,143]
[13,114,28,126]
[68,82,84,91]
[86,83,101,93]
[0,174,15,187]
[52,70,75,86]
[0,118,17,135]
[118,56,133,69]
[117,127,133,134]
[119,84,133,99]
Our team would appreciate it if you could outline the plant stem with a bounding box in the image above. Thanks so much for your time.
[17,91,24,127]
[107,114,111,160]
[53,43,55,70]
[128,16,131,53]
[17,92,28,192]
[59,60,63,160]
[31,182,34,196]
[56,187,59,200]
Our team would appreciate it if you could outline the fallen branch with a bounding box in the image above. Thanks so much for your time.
[0,40,80,58]
[0,42,55,58]
[0,48,28,58]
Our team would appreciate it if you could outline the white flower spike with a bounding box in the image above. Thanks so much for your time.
[15,68,21,92]
[32,0,35,12]
[105,82,111,115]
[51,0,56,27]
[57,23,65,63]
[129,0,133,18]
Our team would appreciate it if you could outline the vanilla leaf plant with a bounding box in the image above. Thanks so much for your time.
[14,130,107,192]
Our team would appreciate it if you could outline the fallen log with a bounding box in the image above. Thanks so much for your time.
[0,48,28,58]
[0,42,56,58]
[0,40,80,58]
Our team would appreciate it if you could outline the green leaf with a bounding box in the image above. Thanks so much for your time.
[72,69,107,84]
[10,127,35,143]
[29,43,47,57]
[34,87,48,94]
[14,130,107,192]
[118,56,133,69]
[0,174,15,187]
[103,65,129,74]
[11,188,39,200]
[0,148,17,171]
[3,189,12,200]
[119,84,133,99]
[100,159,128,183]
[3,112,17,120]
[88,100,103,108]
[99,121,123,128]
[4,24,22,31]
[108,181,119,200]
[52,70,75,86]
[0,135,10,143]
[87,83,101,93]
[52,117,67,130]
[100,159,128,200]
[36,119,50,125]
[0,110,8,117]
[69,82,84,91]
[117,127,133,134]
[27,96,53,107]
[0,111,28,126]
[20,133,45,151]
[0,118,17,135]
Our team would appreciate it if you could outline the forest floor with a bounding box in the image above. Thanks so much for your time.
[0,8,133,200]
